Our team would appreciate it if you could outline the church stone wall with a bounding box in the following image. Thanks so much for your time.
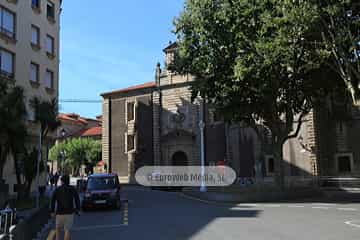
[110,99,128,179]
[160,84,201,166]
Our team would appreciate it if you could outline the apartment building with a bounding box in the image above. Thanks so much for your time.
[0,0,62,194]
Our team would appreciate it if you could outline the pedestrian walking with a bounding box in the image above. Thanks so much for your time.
[49,173,55,190]
[53,172,59,188]
[50,175,80,240]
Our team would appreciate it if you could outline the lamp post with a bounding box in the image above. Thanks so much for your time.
[60,128,66,173]
[199,120,207,192]
[199,97,207,192]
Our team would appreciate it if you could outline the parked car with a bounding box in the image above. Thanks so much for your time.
[82,173,121,211]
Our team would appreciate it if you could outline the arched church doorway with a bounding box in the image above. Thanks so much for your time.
[172,151,188,166]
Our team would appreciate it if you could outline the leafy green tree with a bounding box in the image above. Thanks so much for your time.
[316,0,360,102]
[48,141,67,171]
[173,0,340,187]
[49,138,101,175]
[85,139,102,168]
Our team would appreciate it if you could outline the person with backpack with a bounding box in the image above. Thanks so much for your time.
[50,175,80,240]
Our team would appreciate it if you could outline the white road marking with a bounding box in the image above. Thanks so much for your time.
[231,207,251,210]
[288,205,305,208]
[237,204,259,207]
[345,220,360,228]
[337,208,358,211]
[264,204,281,208]
[311,203,337,206]
[72,224,126,231]
[311,206,330,210]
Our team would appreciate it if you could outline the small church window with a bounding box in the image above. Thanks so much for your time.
[126,134,135,152]
[127,102,135,122]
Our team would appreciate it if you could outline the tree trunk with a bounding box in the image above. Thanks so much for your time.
[25,180,32,198]
[13,154,22,185]
[273,141,285,190]
[0,149,6,182]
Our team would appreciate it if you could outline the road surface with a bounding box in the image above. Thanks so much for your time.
[69,186,360,240]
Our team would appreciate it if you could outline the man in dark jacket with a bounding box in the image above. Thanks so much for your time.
[51,175,80,240]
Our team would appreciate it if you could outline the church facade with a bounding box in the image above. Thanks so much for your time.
[101,43,360,184]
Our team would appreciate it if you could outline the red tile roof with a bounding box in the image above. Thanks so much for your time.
[80,126,102,137]
[101,82,156,96]
[58,113,88,125]
[58,113,101,126]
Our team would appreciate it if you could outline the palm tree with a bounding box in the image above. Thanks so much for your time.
[30,97,61,141]
[7,87,28,185]
[22,148,44,196]
[0,81,27,183]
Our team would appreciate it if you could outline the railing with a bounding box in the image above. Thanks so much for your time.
[0,208,16,235]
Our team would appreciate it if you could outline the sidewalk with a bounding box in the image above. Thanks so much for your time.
[181,185,325,203]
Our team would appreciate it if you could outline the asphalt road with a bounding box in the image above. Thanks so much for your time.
[70,186,360,240]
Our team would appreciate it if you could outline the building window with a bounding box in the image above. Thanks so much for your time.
[336,153,353,174]
[0,6,16,40]
[46,1,55,20]
[46,35,54,55]
[30,62,39,83]
[31,25,40,47]
[265,155,275,176]
[32,0,41,9]
[125,134,135,153]
[127,102,135,122]
[45,69,54,89]
[0,48,14,78]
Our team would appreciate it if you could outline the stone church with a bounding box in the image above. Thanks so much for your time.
[101,42,360,184]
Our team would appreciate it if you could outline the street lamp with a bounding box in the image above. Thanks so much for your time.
[60,128,66,138]
[199,98,207,192]
[58,128,67,174]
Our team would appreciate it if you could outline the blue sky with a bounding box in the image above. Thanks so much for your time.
[59,0,185,118]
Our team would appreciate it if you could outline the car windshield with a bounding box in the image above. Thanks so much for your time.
[87,177,118,190]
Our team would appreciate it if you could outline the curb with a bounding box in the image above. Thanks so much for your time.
[178,192,238,206]
[179,188,329,205]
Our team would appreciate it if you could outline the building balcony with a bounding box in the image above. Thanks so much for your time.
[31,43,41,51]
[47,16,56,24]
[0,27,16,44]
[6,0,17,4]
[32,6,41,14]
[30,80,40,88]
[0,70,14,80]
[45,87,55,95]
[46,52,56,60]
